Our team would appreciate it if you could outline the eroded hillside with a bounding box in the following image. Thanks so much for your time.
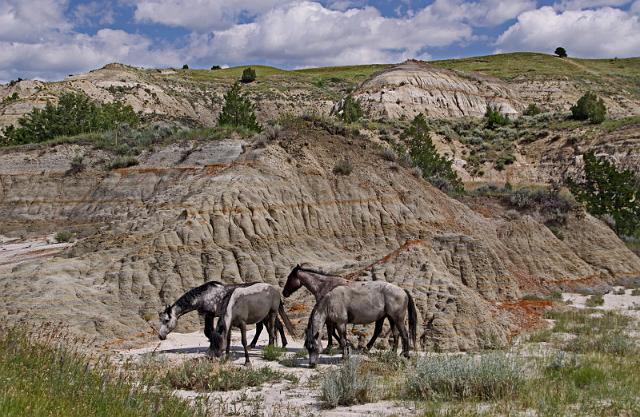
[1,121,638,350]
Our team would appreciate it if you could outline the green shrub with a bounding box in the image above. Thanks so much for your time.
[321,357,374,408]
[108,156,139,170]
[262,345,286,361]
[585,294,604,307]
[211,65,221,70]
[1,92,139,146]
[403,113,463,193]
[571,91,606,124]
[182,64,189,70]
[333,158,353,175]
[163,359,294,392]
[339,95,363,123]
[66,155,86,175]
[523,103,542,116]
[406,353,525,401]
[217,83,261,132]
[241,67,256,83]
[54,231,74,243]
[484,106,510,129]
[568,151,640,236]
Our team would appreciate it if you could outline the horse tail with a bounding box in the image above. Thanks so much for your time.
[278,299,297,338]
[405,290,418,349]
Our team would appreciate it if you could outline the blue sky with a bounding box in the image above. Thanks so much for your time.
[1,0,639,82]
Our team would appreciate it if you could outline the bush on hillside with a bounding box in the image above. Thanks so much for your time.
[182,64,189,70]
[241,67,256,83]
[568,151,640,236]
[217,83,261,132]
[571,92,606,124]
[403,113,463,194]
[523,103,542,116]
[339,95,363,123]
[484,106,510,129]
[211,65,221,70]
[1,92,139,146]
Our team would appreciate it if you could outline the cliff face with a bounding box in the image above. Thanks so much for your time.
[336,60,524,119]
[1,124,638,350]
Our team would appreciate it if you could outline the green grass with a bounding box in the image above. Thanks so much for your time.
[600,115,640,132]
[0,325,202,417]
[162,358,297,392]
[262,345,286,361]
[585,294,605,307]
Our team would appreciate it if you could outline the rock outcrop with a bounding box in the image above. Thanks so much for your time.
[1,124,639,350]
[334,60,524,119]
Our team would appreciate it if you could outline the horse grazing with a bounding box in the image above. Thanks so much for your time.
[283,265,386,352]
[304,281,417,367]
[157,281,286,348]
[210,283,296,365]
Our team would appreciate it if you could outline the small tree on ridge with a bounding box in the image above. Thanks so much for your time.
[217,82,261,132]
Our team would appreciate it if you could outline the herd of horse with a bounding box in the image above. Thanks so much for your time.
[158,265,418,367]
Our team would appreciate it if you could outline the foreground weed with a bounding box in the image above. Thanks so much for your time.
[405,353,525,401]
[321,357,374,408]
[262,345,286,361]
[0,325,201,417]
[163,358,296,391]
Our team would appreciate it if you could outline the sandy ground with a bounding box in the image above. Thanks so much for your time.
[563,286,640,319]
[121,327,416,417]
[0,235,71,275]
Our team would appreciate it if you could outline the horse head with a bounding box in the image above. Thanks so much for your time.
[209,321,227,357]
[282,264,302,297]
[304,325,321,367]
[158,304,177,340]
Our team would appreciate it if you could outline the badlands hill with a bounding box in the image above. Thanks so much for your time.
[1,53,640,350]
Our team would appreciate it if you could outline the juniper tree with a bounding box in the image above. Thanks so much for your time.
[217,82,261,132]
[403,113,463,194]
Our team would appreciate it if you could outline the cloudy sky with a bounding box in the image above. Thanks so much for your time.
[1,0,639,82]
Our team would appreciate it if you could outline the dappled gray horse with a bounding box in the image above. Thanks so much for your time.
[283,265,387,352]
[305,281,417,367]
[210,283,296,365]
[158,281,286,348]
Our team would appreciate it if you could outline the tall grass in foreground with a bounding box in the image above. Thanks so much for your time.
[407,353,525,401]
[0,325,202,417]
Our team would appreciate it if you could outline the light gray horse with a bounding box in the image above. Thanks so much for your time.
[157,281,287,348]
[304,281,417,367]
[283,265,388,352]
[210,283,296,365]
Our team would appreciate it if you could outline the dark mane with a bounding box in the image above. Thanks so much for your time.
[173,280,224,310]
[297,265,337,277]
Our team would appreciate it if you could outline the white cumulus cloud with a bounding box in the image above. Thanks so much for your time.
[496,6,640,57]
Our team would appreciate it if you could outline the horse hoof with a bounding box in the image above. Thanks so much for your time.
[244,361,252,367]
[249,344,257,349]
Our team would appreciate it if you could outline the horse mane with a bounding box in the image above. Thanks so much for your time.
[173,280,224,310]
[297,265,339,277]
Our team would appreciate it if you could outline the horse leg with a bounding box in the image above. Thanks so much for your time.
[323,321,336,354]
[394,319,411,358]
[225,328,232,356]
[365,318,385,352]
[387,318,400,354]
[266,312,276,347]
[276,318,287,348]
[240,323,251,366]
[336,323,349,360]
[249,322,262,349]
[204,313,214,342]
